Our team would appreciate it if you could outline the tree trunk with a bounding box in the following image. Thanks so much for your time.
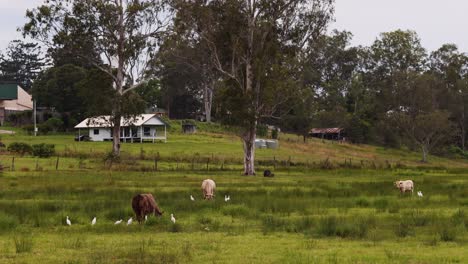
[421,145,428,163]
[204,84,213,123]
[112,112,121,155]
[242,121,257,175]
[461,109,466,150]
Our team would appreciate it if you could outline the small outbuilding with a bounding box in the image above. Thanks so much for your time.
[309,128,346,141]
[74,114,167,143]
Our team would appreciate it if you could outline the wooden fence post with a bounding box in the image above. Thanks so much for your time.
[11,157,15,171]
[56,156,60,170]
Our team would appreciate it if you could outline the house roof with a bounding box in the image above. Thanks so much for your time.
[0,84,19,100]
[74,114,166,128]
[310,128,344,134]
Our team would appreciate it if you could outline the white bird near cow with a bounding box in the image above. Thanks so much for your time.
[145,215,148,222]
[417,191,423,197]
[91,217,96,226]
[114,219,123,225]
[225,195,230,202]
[170,214,176,224]
[190,195,195,201]
[127,217,133,226]
[66,216,71,226]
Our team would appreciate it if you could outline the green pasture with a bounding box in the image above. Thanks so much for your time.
[0,169,467,263]
[0,129,467,263]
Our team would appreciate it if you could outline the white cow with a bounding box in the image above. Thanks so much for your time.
[394,180,414,194]
[201,179,216,200]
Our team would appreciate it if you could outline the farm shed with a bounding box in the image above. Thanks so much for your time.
[74,114,167,143]
[309,128,346,141]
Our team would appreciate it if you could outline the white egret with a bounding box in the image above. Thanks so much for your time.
[66,216,71,226]
[114,219,123,225]
[127,217,133,225]
[190,195,195,201]
[91,217,96,226]
[170,214,176,224]
[145,215,148,222]
[417,191,423,197]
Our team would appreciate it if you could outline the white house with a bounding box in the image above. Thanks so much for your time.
[74,114,167,143]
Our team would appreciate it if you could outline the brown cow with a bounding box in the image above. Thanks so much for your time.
[132,193,163,223]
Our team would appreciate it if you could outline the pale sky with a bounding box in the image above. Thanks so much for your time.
[0,0,467,53]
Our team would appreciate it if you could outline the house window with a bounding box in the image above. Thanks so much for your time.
[144,127,151,137]
[93,129,99,135]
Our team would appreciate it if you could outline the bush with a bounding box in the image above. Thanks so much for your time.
[448,145,468,159]
[31,144,55,158]
[257,124,268,137]
[44,117,64,132]
[394,218,414,238]
[7,142,32,156]
[13,234,34,253]
[438,225,458,242]
[271,128,279,139]
[0,212,17,232]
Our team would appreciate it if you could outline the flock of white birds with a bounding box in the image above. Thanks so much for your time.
[64,193,232,227]
[65,190,423,227]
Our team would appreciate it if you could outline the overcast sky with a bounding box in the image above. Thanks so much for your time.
[0,0,467,53]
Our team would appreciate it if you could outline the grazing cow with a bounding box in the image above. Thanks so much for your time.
[201,179,216,200]
[132,193,163,223]
[394,180,414,194]
[263,170,274,177]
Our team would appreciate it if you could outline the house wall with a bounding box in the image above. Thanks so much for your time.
[88,128,112,141]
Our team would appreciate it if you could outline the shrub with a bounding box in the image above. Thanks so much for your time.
[438,225,458,242]
[31,144,55,158]
[394,220,413,238]
[318,215,373,239]
[271,128,279,139]
[262,214,287,233]
[7,142,32,156]
[0,212,17,231]
[104,151,121,164]
[317,216,338,237]
[43,117,64,133]
[13,234,34,253]
[257,124,268,137]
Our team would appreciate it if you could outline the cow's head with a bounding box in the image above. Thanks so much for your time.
[204,194,214,200]
[154,208,164,217]
[394,181,402,188]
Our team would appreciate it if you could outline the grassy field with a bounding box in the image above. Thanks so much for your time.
[0,127,467,263]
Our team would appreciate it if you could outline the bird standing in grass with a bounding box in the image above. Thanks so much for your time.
[171,214,176,224]
[190,195,195,201]
[91,217,96,226]
[114,219,123,225]
[225,195,230,202]
[417,191,423,197]
[127,217,133,225]
[66,216,71,226]
[145,215,148,222]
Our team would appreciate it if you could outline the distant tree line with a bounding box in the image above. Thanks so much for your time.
[0,0,464,172]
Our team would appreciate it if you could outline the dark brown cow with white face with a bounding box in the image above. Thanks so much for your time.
[132,193,163,223]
